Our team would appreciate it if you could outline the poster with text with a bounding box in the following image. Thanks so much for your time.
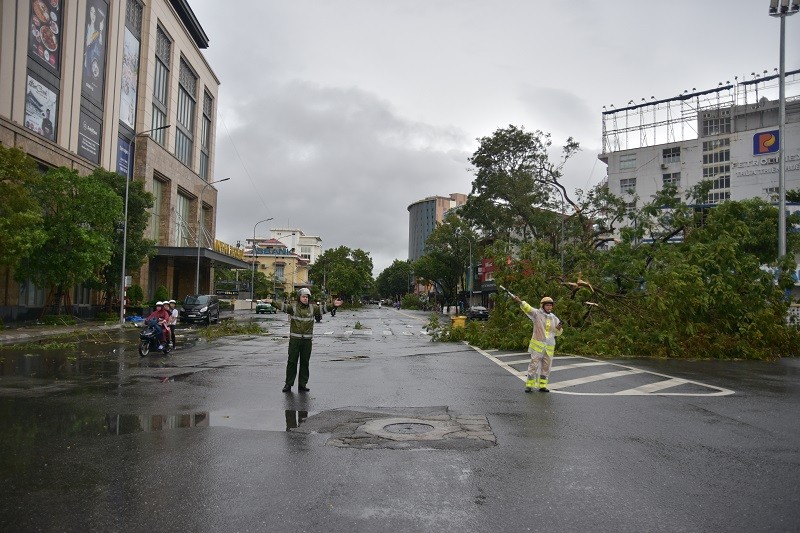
[24,75,57,140]
[28,0,62,72]
[119,28,140,129]
[81,0,108,107]
[117,136,132,178]
[78,109,102,163]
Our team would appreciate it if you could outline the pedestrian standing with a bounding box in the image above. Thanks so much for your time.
[268,288,322,393]
[511,294,563,393]
[167,299,179,347]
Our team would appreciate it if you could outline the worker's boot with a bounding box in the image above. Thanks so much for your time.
[538,376,550,393]
[524,376,538,393]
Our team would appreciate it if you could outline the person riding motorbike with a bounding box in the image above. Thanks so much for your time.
[144,301,171,350]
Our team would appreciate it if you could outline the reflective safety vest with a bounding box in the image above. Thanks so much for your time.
[520,301,561,355]
[276,300,321,339]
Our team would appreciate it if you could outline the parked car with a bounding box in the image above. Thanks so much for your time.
[466,305,490,320]
[180,294,220,325]
[255,300,277,314]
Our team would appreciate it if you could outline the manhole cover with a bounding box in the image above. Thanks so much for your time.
[383,422,434,434]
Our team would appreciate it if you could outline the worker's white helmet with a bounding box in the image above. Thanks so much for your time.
[298,288,311,296]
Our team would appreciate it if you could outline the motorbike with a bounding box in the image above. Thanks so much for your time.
[138,321,172,357]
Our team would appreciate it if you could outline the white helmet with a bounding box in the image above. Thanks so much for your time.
[156,301,163,306]
[168,299,176,304]
[298,288,311,296]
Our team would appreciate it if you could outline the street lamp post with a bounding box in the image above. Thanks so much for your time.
[119,124,171,325]
[769,0,799,258]
[250,217,274,309]
[195,177,230,294]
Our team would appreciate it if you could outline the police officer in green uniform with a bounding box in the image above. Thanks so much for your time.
[269,288,322,393]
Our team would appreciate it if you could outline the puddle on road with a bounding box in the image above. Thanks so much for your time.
[106,409,314,434]
[0,400,312,440]
[0,329,200,380]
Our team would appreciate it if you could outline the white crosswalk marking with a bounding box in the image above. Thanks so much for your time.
[468,344,734,396]
[547,369,645,390]
[616,378,688,394]
[550,361,608,372]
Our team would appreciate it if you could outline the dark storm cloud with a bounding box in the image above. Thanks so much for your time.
[214,80,474,273]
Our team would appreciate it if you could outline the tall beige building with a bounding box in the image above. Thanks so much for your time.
[0,0,246,317]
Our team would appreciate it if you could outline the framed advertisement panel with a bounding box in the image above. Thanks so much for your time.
[24,74,57,141]
[78,109,102,163]
[28,0,63,73]
[81,0,108,107]
[119,28,140,130]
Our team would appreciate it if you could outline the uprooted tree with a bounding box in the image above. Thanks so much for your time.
[455,125,800,359]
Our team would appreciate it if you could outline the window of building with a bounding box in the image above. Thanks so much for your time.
[175,58,197,168]
[703,165,731,179]
[707,191,730,204]
[703,150,730,165]
[151,178,163,241]
[625,200,636,212]
[176,192,191,246]
[19,280,45,307]
[662,147,680,164]
[200,91,212,179]
[300,246,312,261]
[619,154,636,170]
[151,26,171,146]
[707,176,731,190]
[702,117,732,137]
[620,177,637,193]
[276,264,285,280]
[702,138,730,151]
[662,173,681,187]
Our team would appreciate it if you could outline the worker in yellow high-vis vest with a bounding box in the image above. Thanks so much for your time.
[511,294,563,393]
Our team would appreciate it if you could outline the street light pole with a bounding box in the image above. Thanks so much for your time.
[770,0,799,258]
[195,177,230,294]
[119,124,171,325]
[250,217,274,309]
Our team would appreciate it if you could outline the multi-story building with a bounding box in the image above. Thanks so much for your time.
[247,228,321,297]
[407,193,467,261]
[0,0,246,318]
[600,71,800,238]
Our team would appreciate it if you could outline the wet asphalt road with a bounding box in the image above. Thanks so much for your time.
[1,307,799,532]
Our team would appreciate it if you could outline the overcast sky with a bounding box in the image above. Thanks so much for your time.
[190,0,799,275]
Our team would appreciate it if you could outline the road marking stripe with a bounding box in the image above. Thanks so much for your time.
[550,361,608,371]
[615,378,688,394]
[548,369,645,390]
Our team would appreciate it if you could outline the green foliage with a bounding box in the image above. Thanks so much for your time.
[127,284,144,305]
[424,313,470,342]
[154,285,170,302]
[464,196,800,360]
[15,167,122,312]
[40,314,77,326]
[354,321,364,330]
[401,293,425,310]
[201,320,263,341]
[376,259,413,298]
[93,168,156,309]
[412,213,476,308]
[310,246,374,300]
[0,145,46,268]
[462,125,579,242]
